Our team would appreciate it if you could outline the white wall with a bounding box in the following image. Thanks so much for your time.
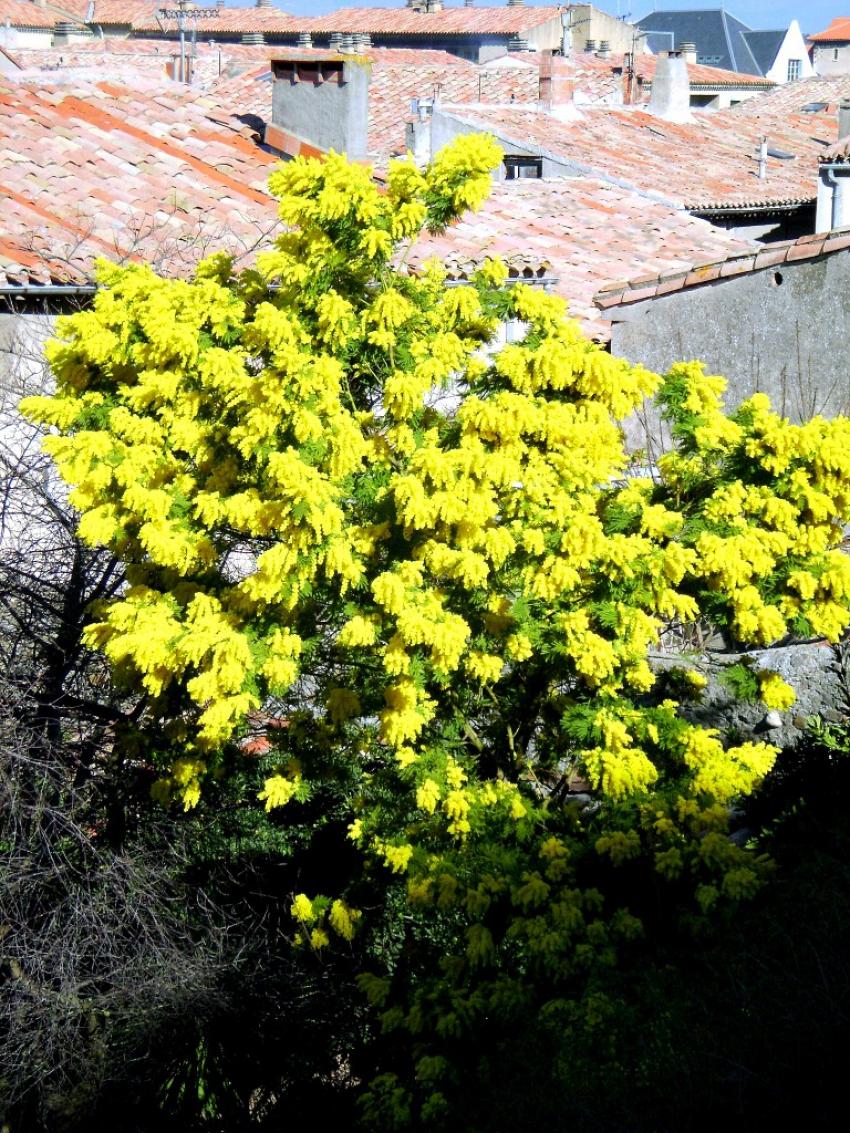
[0,26,54,50]
[764,21,815,84]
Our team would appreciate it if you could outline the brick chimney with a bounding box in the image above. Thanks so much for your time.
[267,55,370,161]
[538,50,552,110]
[647,51,692,123]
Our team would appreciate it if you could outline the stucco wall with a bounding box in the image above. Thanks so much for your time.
[0,26,53,50]
[607,250,850,450]
[270,57,369,160]
[812,42,850,76]
[764,21,815,83]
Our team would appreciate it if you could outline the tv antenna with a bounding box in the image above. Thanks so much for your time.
[157,2,221,83]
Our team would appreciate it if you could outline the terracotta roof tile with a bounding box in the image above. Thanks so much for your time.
[440,81,841,211]
[0,74,280,286]
[0,1,61,29]
[409,177,753,339]
[594,226,850,312]
[204,48,538,162]
[809,18,850,44]
[294,5,563,37]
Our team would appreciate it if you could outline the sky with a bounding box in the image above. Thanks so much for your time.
[226,1,847,38]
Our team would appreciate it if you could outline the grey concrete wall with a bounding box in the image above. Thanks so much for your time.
[608,250,850,452]
[813,43,850,76]
[271,57,370,160]
[429,109,583,180]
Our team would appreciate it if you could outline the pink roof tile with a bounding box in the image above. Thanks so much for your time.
[440,81,843,212]
[0,75,281,285]
[409,177,754,339]
[594,225,850,312]
[294,5,563,37]
[0,1,61,29]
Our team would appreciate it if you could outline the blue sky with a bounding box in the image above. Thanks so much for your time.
[229,1,847,38]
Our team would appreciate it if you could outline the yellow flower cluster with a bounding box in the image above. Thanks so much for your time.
[25,133,850,894]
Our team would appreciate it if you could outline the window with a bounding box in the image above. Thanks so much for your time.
[504,156,543,180]
[787,58,802,81]
[835,48,841,61]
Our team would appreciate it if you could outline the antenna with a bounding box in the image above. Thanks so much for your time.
[157,2,221,84]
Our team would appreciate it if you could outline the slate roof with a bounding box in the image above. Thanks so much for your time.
[0,77,280,286]
[409,177,754,338]
[740,30,785,77]
[634,8,764,76]
[809,18,850,44]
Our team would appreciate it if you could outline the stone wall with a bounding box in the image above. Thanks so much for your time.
[608,249,850,453]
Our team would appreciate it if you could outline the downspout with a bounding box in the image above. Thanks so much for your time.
[823,166,845,230]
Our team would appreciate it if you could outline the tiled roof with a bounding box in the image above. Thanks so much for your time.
[0,76,280,286]
[84,1,160,24]
[821,135,850,163]
[0,1,61,29]
[809,18,850,44]
[519,49,772,108]
[205,48,538,162]
[135,7,297,35]
[294,6,563,37]
[9,38,279,87]
[439,83,840,212]
[409,177,753,338]
[594,229,850,313]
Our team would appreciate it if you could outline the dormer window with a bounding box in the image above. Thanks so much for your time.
[787,59,802,81]
[504,156,542,180]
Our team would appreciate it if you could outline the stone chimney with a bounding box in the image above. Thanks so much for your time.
[352,33,372,51]
[680,42,697,64]
[584,39,598,53]
[597,40,611,59]
[268,55,370,162]
[297,31,312,47]
[647,51,692,123]
[242,32,266,45]
[329,32,343,50]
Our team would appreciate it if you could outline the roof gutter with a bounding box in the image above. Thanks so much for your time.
[0,285,97,297]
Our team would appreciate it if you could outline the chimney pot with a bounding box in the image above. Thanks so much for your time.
[584,39,598,53]
[679,41,697,64]
[597,40,611,59]
[297,31,312,47]
[255,0,273,7]
[242,32,266,44]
